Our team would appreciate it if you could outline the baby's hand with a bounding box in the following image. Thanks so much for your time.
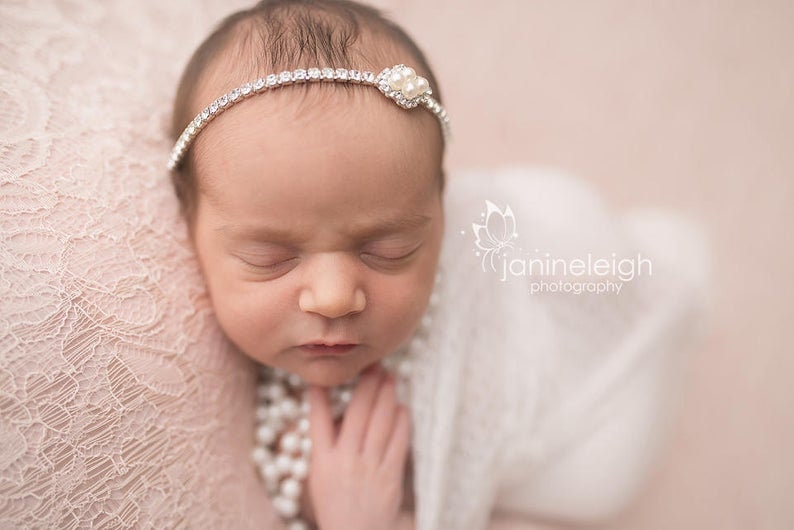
[305,364,411,530]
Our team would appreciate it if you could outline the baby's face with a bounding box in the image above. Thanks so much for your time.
[189,85,444,387]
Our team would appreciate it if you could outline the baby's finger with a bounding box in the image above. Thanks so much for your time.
[382,405,411,474]
[338,364,385,451]
[362,373,398,461]
[307,385,334,452]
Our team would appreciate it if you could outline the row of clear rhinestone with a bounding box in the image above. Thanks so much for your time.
[168,65,451,170]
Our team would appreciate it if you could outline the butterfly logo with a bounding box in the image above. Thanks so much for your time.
[471,200,518,272]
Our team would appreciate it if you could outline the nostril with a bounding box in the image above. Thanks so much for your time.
[298,286,366,319]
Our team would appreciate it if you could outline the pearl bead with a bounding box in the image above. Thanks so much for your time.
[275,453,293,474]
[267,417,285,432]
[410,336,426,351]
[300,400,310,415]
[288,373,302,388]
[280,432,300,453]
[421,314,433,328]
[280,397,300,420]
[398,359,412,378]
[288,521,309,530]
[297,417,310,434]
[280,477,302,499]
[388,69,407,91]
[261,462,279,481]
[256,425,276,445]
[273,495,299,518]
[255,405,269,421]
[415,76,429,95]
[300,438,312,454]
[291,457,309,479]
[256,384,270,399]
[402,79,420,99]
[402,66,416,80]
[267,404,282,420]
[380,356,396,370]
[267,383,285,400]
[339,388,352,403]
[251,446,271,464]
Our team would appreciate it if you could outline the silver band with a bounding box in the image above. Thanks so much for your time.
[167,64,451,170]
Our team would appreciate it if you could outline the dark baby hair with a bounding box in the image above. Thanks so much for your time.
[169,0,446,222]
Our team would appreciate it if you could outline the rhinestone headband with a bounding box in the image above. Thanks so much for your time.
[167,64,451,170]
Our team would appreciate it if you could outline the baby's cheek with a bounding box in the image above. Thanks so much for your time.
[210,283,283,351]
[372,277,430,343]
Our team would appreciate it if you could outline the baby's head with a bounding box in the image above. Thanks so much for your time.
[169,0,447,387]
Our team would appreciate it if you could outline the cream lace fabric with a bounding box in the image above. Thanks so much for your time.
[1,1,280,528]
[0,2,709,529]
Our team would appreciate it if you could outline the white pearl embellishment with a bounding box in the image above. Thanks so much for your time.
[376,63,435,110]
[387,65,430,100]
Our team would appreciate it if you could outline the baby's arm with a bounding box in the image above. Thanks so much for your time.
[305,364,411,530]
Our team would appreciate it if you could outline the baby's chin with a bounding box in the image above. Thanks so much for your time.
[244,343,406,387]
[296,356,377,388]
[243,348,378,388]
[300,370,357,388]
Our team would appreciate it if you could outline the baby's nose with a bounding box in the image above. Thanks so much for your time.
[298,254,366,318]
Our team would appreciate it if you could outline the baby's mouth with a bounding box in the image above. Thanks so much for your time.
[299,342,359,356]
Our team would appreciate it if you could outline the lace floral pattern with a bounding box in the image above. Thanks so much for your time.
[0,1,281,527]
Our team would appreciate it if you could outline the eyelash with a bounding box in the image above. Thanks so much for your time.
[236,244,422,274]
[238,256,299,273]
[360,244,421,267]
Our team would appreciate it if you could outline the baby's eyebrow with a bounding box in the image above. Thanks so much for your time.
[355,214,432,239]
[216,214,432,242]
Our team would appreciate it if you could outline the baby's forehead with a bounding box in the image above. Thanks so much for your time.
[192,89,441,236]
[192,127,441,240]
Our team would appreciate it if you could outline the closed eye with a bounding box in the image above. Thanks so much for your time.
[360,243,422,269]
[235,255,300,274]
